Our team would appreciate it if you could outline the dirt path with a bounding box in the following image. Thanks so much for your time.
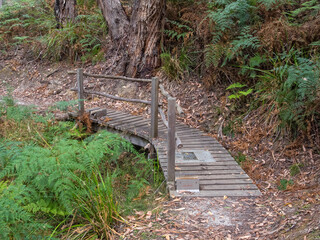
[1,56,319,240]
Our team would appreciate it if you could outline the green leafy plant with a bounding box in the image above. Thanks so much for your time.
[160,52,185,81]
[278,178,294,190]
[0,0,107,62]
[234,152,247,164]
[164,20,194,42]
[226,82,253,100]
[205,1,260,68]
[290,163,303,176]
[0,101,164,238]
[276,57,320,131]
[286,0,320,23]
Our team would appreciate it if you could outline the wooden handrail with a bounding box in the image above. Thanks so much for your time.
[159,84,184,115]
[68,71,152,83]
[72,68,180,189]
[71,88,153,105]
[159,107,183,148]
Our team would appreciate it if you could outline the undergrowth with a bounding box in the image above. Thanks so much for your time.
[0,0,107,63]
[0,96,164,239]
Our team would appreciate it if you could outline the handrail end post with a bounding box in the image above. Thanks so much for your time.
[167,97,176,186]
[77,68,84,115]
[150,77,159,139]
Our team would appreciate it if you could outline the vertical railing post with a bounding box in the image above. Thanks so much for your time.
[150,77,159,139]
[167,97,176,184]
[77,68,84,115]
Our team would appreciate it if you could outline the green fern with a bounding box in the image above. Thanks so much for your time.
[205,26,260,67]
[288,0,320,18]
[257,0,290,10]
[205,0,260,68]
[277,57,320,130]
[0,184,51,239]
[164,20,193,41]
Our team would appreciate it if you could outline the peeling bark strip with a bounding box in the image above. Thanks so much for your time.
[54,0,77,28]
[97,0,166,77]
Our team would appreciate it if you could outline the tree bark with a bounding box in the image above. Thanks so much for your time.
[54,0,77,28]
[0,0,3,8]
[97,0,166,77]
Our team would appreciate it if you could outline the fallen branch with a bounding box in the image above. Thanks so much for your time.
[46,68,60,78]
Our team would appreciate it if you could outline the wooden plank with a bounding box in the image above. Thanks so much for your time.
[109,117,149,126]
[186,174,251,180]
[111,119,150,129]
[107,116,145,125]
[201,184,258,190]
[176,170,245,175]
[199,179,254,185]
[106,112,139,118]
[170,189,261,197]
[115,123,150,134]
[175,165,242,171]
[161,161,239,167]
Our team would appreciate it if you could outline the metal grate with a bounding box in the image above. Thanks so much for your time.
[176,150,216,163]
[182,152,198,161]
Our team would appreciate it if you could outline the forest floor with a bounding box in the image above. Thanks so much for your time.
[0,52,319,239]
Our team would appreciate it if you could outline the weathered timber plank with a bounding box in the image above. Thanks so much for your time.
[111,119,150,129]
[106,111,131,117]
[180,141,221,145]
[201,184,258,190]
[176,170,246,175]
[199,179,254,185]
[112,123,150,133]
[88,108,261,197]
[175,165,242,171]
[107,118,146,127]
[161,161,240,167]
[106,114,142,122]
[184,174,250,180]
[170,189,261,197]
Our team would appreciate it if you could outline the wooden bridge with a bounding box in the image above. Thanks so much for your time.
[70,69,261,197]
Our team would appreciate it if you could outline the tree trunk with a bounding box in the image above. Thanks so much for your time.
[0,0,3,8]
[54,0,77,28]
[97,0,165,77]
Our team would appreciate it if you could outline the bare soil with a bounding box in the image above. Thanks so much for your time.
[0,52,319,240]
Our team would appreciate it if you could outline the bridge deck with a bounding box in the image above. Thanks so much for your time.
[92,108,261,197]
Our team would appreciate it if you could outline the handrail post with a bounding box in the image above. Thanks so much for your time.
[150,77,159,138]
[167,97,176,185]
[77,68,84,115]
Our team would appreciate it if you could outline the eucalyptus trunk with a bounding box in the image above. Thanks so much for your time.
[97,0,166,77]
[54,0,77,28]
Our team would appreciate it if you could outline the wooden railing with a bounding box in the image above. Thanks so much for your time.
[69,68,183,184]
